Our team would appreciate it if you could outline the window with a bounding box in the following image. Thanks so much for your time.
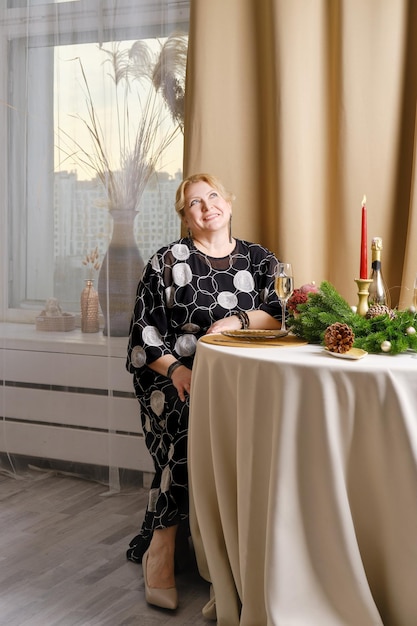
[3,0,189,319]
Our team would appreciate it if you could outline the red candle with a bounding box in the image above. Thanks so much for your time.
[360,195,367,279]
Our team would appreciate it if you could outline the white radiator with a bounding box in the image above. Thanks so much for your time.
[0,324,153,473]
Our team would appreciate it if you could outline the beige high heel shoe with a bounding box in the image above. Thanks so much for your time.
[142,549,178,610]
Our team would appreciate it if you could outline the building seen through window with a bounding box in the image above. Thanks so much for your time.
[4,1,189,317]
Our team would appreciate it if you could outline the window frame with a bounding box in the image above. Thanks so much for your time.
[0,0,189,322]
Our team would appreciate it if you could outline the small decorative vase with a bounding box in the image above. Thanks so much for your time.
[81,279,100,333]
[98,209,144,337]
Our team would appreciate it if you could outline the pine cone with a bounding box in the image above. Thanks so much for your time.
[366,304,396,320]
[324,322,355,354]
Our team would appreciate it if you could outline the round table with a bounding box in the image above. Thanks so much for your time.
[189,337,417,626]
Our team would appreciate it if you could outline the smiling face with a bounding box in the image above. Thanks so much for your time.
[182,180,232,238]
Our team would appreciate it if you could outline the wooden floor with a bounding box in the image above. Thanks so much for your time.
[0,466,212,626]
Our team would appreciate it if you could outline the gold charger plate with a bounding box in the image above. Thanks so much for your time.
[222,329,289,340]
[324,347,367,360]
[200,333,307,348]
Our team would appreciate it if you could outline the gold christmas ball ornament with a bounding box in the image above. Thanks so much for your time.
[366,304,396,320]
[381,340,392,352]
[324,322,355,354]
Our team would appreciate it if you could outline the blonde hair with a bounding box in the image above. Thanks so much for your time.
[175,173,235,217]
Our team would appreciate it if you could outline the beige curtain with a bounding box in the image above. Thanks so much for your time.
[184,0,417,309]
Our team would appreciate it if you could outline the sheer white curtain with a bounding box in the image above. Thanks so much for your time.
[0,0,189,489]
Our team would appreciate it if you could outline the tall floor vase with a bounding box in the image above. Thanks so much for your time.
[98,209,144,337]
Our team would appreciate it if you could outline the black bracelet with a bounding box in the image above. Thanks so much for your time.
[237,310,250,329]
[167,361,183,379]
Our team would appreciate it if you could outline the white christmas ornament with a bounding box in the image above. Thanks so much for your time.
[381,340,391,352]
[406,326,416,335]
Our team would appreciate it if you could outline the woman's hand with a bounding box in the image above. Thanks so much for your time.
[206,315,241,335]
[206,310,281,335]
[148,357,192,402]
[171,365,192,402]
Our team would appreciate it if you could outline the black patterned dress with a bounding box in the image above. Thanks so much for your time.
[126,237,281,562]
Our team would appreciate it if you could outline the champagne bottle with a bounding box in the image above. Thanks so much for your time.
[368,237,390,307]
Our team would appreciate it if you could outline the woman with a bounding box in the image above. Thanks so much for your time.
[126,173,281,610]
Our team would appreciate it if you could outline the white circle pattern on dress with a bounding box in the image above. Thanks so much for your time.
[142,325,164,346]
[172,243,190,261]
[161,466,171,492]
[165,286,175,308]
[181,322,200,333]
[150,390,165,416]
[151,254,160,272]
[131,345,146,368]
[217,291,238,310]
[234,270,255,292]
[175,334,197,357]
[172,262,193,286]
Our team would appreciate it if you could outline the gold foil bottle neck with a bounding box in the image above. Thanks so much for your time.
[371,237,383,262]
[371,237,383,251]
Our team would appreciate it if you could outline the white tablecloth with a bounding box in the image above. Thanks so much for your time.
[188,340,417,626]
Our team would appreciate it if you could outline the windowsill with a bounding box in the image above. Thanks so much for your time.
[0,322,129,358]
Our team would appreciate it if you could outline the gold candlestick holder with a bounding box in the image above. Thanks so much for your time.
[354,278,373,317]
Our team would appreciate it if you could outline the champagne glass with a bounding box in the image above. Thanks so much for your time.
[274,262,294,332]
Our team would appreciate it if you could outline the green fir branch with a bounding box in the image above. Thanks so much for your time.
[290,281,355,343]
[289,281,417,354]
